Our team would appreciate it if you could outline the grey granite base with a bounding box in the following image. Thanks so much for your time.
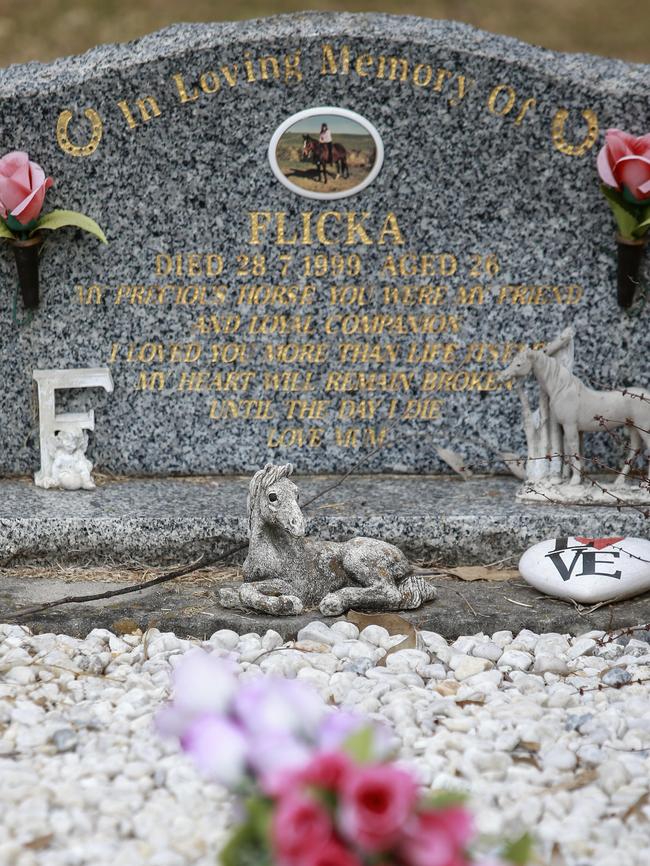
[0,474,648,567]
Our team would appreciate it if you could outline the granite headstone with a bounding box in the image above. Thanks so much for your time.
[0,13,648,476]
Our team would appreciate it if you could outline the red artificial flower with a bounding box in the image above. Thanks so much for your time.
[339,764,418,852]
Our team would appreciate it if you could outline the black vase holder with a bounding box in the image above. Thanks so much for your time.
[11,234,43,309]
[616,234,646,309]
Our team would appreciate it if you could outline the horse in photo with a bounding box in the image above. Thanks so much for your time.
[302,134,349,183]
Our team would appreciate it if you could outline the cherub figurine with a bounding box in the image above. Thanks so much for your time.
[46,428,96,490]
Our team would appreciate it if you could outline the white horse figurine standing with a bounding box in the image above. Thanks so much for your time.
[218,463,438,616]
[501,349,650,486]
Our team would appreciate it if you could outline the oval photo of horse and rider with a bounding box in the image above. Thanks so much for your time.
[271,111,381,197]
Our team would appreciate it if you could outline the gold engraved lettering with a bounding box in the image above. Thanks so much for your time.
[136,371,166,391]
[406,343,459,363]
[448,75,472,107]
[329,285,370,305]
[316,212,341,245]
[402,398,443,420]
[267,427,324,448]
[383,285,447,305]
[220,64,239,87]
[376,56,409,81]
[284,52,303,82]
[192,314,241,334]
[422,370,509,392]
[285,399,331,420]
[487,84,517,117]
[321,43,350,75]
[324,313,460,335]
[413,63,433,87]
[117,96,161,130]
[355,54,374,77]
[345,212,373,245]
[76,284,102,304]
[264,343,329,364]
[339,343,398,363]
[200,72,220,93]
[551,108,599,157]
[243,51,257,82]
[56,108,103,157]
[377,213,405,245]
[172,73,200,102]
[210,399,273,419]
[432,69,452,92]
[335,427,388,448]
[515,97,536,126]
[456,285,485,304]
[263,371,315,391]
[325,371,413,392]
[337,398,384,420]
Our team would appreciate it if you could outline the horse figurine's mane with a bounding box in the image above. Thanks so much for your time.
[530,349,583,395]
[247,462,294,529]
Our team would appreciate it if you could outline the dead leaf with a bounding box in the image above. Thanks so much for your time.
[293,641,332,653]
[519,740,540,752]
[498,450,527,480]
[455,698,485,708]
[23,835,54,851]
[347,610,418,665]
[550,769,599,792]
[622,791,650,822]
[435,447,473,480]
[446,566,519,582]
[435,680,460,696]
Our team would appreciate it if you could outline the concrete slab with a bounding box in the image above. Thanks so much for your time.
[1,569,649,641]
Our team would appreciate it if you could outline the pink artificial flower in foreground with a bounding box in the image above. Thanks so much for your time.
[272,792,334,866]
[233,676,326,738]
[0,151,52,225]
[339,763,418,852]
[263,750,352,798]
[400,807,474,866]
[597,128,650,202]
[180,714,248,787]
[155,650,238,738]
[300,839,364,866]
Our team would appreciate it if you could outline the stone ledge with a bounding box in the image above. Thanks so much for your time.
[0,474,647,567]
[2,572,649,641]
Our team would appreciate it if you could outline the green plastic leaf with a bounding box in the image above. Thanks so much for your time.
[633,214,650,238]
[502,832,534,866]
[33,209,107,243]
[601,185,640,240]
[342,725,375,763]
[422,789,468,809]
[0,220,16,239]
[220,797,273,866]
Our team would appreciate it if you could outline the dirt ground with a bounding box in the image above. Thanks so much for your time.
[0,0,649,67]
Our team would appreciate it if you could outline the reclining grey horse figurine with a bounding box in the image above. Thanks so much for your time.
[218,463,438,616]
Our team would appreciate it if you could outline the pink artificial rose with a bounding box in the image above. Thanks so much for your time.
[399,807,474,866]
[272,792,333,866]
[597,129,650,201]
[0,151,52,225]
[300,839,364,866]
[263,750,352,798]
[339,764,418,852]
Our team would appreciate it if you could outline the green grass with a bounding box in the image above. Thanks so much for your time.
[0,0,649,66]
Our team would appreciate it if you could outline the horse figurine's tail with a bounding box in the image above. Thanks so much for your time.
[397,573,438,609]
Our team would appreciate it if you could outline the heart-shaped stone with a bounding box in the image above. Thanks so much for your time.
[518,536,650,604]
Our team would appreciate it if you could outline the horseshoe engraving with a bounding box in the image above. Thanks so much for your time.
[551,108,599,157]
[56,107,103,157]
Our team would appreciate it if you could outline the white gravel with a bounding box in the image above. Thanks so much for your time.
[2,621,650,866]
